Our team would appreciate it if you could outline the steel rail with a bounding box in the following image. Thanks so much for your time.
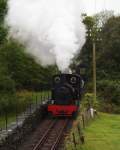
[33,120,57,150]
[50,119,69,150]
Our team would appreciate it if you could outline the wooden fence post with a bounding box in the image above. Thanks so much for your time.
[77,122,81,142]
[41,91,43,103]
[72,132,77,149]
[82,114,85,128]
[16,102,18,127]
[77,122,85,144]
[5,111,8,131]
[36,95,38,109]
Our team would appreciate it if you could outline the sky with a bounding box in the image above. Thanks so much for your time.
[83,0,120,15]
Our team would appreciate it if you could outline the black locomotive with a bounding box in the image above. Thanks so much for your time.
[48,73,84,116]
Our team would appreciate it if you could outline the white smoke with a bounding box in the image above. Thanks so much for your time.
[6,0,86,71]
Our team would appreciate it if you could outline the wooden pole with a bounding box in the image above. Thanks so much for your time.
[93,42,96,102]
[5,111,8,131]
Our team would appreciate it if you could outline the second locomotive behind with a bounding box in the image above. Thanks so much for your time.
[48,73,84,116]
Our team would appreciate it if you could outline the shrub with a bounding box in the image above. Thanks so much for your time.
[0,76,15,93]
[97,80,120,105]
[82,93,99,109]
[0,76,17,114]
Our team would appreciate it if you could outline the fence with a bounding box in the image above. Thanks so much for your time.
[0,90,51,140]
[65,108,97,150]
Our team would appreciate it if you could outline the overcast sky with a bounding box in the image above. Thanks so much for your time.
[83,0,120,15]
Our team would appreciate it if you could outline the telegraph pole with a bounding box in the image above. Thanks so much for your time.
[93,42,96,102]
[88,27,101,102]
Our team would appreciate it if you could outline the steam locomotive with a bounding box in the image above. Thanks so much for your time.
[47,73,84,117]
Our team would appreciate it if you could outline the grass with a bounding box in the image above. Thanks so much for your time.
[66,113,120,150]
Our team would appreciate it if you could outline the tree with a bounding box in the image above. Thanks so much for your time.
[97,16,120,79]
[73,12,119,81]
[0,0,7,23]
[0,39,57,90]
[0,0,7,44]
[94,10,114,27]
[71,15,96,80]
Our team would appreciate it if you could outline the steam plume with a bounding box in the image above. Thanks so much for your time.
[6,0,86,71]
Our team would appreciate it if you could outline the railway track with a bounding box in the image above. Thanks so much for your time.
[18,119,71,150]
[33,119,69,150]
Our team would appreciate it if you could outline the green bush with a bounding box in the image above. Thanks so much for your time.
[0,94,16,113]
[0,76,17,114]
[97,80,120,105]
[96,80,120,113]
[0,76,15,93]
[82,93,99,109]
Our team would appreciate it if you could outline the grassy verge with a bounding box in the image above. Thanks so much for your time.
[66,113,120,150]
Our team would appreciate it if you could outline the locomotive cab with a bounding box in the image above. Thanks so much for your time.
[48,74,83,116]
